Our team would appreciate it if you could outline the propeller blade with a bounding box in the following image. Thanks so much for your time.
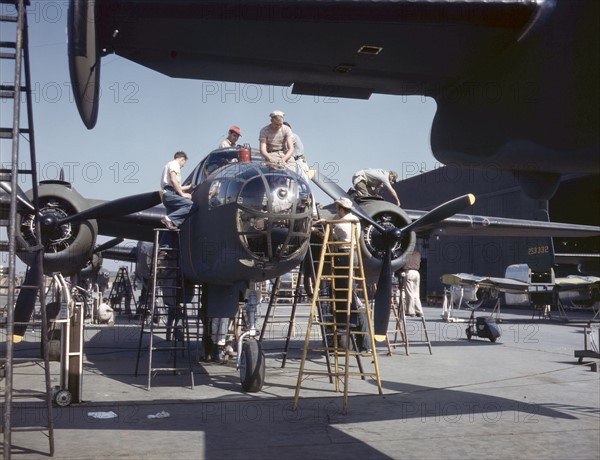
[402,194,475,234]
[310,169,349,203]
[94,237,125,254]
[311,172,475,340]
[311,170,386,233]
[372,248,393,341]
[371,194,475,338]
[58,191,162,225]
[0,180,36,212]
[13,259,42,340]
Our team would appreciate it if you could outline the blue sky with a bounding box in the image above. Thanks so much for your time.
[2,1,442,271]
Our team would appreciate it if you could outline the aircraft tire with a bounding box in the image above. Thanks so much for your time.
[239,340,265,392]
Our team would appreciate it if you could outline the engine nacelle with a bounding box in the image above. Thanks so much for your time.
[355,200,417,282]
[17,181,98,275]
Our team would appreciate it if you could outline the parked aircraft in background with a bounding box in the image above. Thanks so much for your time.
[441,268,600,323]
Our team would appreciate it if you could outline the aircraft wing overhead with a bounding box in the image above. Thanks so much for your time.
[94,0,538,96]
[75,0,599,179]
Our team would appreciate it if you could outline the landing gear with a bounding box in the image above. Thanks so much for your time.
[239,339,265,392]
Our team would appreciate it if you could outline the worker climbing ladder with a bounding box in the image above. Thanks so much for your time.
[293,220,382,414]
[0,1,54,456]
[134,228,194,389]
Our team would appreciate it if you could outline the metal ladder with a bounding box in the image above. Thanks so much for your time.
[0,0,54,457]
[259,270,305,340]
[262,240,333,374]
[293,220,382,414]
[134,228,195,389]
[107,266,137,317]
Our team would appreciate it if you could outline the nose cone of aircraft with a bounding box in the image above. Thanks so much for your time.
[235,164,313,262]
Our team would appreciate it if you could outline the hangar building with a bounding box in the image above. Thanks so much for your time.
[392,165,599,300]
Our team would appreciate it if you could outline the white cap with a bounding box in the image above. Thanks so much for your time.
[335,197,353,210]
[270,110,285,118]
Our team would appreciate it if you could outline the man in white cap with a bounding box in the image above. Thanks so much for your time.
[313,197,371,352]
[351,168,401,206]
[258,110,294,165]
[331,197,360,248]
[219,125,242,148]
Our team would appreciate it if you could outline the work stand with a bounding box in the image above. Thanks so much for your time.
[386,275,432,356]
[135,228,195,390]
[293,220,382,414]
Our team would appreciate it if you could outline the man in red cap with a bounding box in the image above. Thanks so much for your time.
[219,125,242,148]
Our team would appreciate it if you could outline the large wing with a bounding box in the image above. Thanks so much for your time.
[71,1,599,183]
[404,210,600,239]
[1,181,163,339]
[91,0,543,97]
[317,201,600,240]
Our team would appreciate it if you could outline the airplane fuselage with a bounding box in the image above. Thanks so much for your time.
[179,151,313,285]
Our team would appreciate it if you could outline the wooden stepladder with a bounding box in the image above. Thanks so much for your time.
[387,271,432,356]
[293,220,382,414]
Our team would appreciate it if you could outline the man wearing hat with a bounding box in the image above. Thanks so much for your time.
[258,110,294,164]
[313,197,372,352]
[351,168,401,206]
[330,197,360,248]
[219,125,242,148]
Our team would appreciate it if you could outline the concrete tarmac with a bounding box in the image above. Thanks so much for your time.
[3,303,599,459]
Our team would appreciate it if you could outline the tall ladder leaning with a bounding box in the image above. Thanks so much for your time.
[0,0,54,457]
[134,228,195,390]
[293,220,382,414]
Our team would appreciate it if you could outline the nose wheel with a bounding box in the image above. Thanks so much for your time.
[239,340,265,392]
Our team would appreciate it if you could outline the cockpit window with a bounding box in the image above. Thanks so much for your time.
[185,147,313,263]
[183,148,264,187]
